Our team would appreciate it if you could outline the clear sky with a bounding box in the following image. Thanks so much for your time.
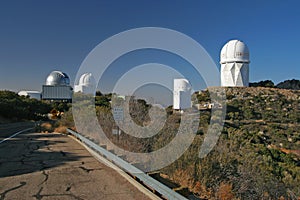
[0,0,299,95]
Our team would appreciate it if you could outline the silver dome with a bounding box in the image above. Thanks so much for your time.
[46,71,70,86]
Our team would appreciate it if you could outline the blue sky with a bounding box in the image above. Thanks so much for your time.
[0,0,299,95]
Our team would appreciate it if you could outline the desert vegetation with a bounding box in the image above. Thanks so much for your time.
[0,91,52,122]
[57,86,300,199]
[1,84,298,199]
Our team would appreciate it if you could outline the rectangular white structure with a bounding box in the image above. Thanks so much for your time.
[74,85,94,95]
[173,79,191,110]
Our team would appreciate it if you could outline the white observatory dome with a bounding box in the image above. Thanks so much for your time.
[46,71,70,86]
[74,73,96,94]
[220,40,249,64]
[174,79,191,91]
[78,73,96,86]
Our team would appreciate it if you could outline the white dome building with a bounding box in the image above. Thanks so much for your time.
[18,91,41,100]
[220,40,250,87]
[173,78,191,110]
[74,73,96,94]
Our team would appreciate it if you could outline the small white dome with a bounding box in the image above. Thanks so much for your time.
[78,73,96,86]
[174,79,191,91]
[46,71,70,86]
[220,40,249,64]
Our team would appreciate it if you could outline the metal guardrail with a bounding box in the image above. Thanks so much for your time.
[67,128,188,200]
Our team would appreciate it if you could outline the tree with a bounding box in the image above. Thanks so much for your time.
[249,80,275,88]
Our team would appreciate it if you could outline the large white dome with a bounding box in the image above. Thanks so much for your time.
[220,40,249,64]
[78,73,96,86]
[46,71,70,86]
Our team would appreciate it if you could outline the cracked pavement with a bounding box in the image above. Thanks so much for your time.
[0,129,150,200]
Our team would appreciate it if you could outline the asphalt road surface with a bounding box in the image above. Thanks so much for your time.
[0,122,35,140]
[0,125,151,200]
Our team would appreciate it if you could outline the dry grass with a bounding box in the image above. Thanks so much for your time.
[40,122,53,133]
[216,182,234,200]
[54,125,68,134]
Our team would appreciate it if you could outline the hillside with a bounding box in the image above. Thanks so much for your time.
[59,87,300,199]
[277,79,300,90]
[250,79,300,90]
[159,87,299,199]
[0,91,52,123]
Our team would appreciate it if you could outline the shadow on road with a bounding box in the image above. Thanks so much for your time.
[0,132,87,178]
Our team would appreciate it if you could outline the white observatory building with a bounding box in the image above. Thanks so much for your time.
[42,71,73,102]
[74,73,96,95]
[220,40,250,87]
[18,91,41,100]
[173,78,191,110]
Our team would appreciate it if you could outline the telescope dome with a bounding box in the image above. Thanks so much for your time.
[78,73,96,86]
[220,40,249,64]
[46,71,70,86]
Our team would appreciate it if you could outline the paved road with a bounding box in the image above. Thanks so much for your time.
[0,128,151,200]
[0,122,35,140]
